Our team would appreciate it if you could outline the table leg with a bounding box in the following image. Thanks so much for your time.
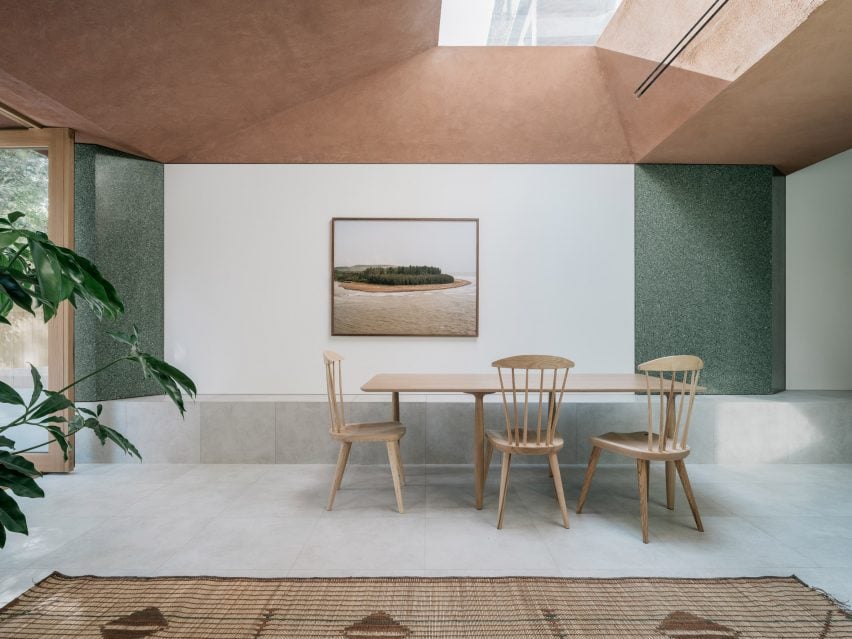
[473,393,486,510]
[392,392,400,422]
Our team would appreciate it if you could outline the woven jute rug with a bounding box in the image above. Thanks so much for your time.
[1,573,850,638]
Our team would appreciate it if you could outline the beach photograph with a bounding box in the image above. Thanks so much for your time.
[331,218,479,336]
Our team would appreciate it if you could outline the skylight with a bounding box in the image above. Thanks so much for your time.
[438,0,623,46]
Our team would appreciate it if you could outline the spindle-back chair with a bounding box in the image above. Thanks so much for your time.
[484,354,575,529]
[323,351,406,513]
[576,355,704,542]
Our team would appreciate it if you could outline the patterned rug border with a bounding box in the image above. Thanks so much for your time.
[3,571,849,616]
[3,572,850,637]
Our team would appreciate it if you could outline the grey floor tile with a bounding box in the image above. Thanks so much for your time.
[162,516,318,573]
[291,517,425,572]
[2,462,851,608]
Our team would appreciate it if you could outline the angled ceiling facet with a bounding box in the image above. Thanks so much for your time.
[640,0,852,174]
[177,47,632,164]
[0,0,441,161]
[597,0,825,81]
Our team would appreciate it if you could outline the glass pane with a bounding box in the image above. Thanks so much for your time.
[0,148,49,452]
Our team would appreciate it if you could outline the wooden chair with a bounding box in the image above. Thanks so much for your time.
[323,351,406,513]
[484,355,575,529]
[576,355,704,543]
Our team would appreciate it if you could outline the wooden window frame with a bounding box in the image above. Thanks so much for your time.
[0,128,75,472]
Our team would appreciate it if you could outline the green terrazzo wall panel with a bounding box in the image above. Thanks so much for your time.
[74,144,164,401]
[635,164,785,395]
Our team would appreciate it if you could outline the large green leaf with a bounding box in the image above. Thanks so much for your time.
[0,451,40,478]
[28,364,43,407]
[84,418,141,460]
[134,353,197,416]
[40,299,58,322]
[0,273,33,315]
[0,290,12,324]
[0,468,44,498]
[0,381,25,407]
[45,425,69,461]
[107,329,139,347]
[5,212,25,225]
[29,391,73,420]
[30,240,74,303]
[0,231,20,250]
[102,426,141,460]
[0,435,14,448]
[53,246,123,320]
[0,489,28,536]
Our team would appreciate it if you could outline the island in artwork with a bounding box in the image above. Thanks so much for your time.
[333,265,471,293]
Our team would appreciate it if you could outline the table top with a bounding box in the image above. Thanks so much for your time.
[361,373,701,394]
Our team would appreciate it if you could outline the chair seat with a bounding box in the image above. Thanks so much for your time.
[591,431,690,460]
[486,429,564,455]
[332,421,405,442]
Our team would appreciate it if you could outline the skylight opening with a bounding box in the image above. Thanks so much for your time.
[438,0,623,47]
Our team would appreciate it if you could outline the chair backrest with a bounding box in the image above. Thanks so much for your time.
[638,355,704,453]
[323,351,345,433]
[492,355,575,447]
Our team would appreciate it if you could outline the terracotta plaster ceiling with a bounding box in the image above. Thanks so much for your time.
[0,0,848,172]
[0,0,441,160]
[176,47,632,164]
[639,0,852,174]
[596,0,824,81]
[0,113,19,129]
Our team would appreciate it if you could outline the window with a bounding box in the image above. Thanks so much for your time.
[0,128,75,472]
[439,0,623,46]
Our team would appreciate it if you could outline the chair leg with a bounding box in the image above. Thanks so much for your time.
[483,439,494,486]
[675,460,703,532]
[576,446,601,514]
[637,459,650,544]
[665,461,676,510]
[496,452,512,529]
[387,441,405,514]
[548,453,570,529]
[394,440,406,486]
[327,442,351,511]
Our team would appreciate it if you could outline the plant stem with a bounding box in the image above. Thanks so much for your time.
[2,244,27,269]
[12,439,57,455]
[12,425,83,456]
[0,412,30,432]
[55,357,127,395]
[1,357,128,434]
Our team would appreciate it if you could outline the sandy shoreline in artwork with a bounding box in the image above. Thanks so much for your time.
[338,279,471,294]
[333,277,477,335]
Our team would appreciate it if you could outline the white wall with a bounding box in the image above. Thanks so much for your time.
[787,148,852,389]
[165,165,634,394]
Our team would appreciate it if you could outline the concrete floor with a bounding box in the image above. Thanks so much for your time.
[1,463,851,609]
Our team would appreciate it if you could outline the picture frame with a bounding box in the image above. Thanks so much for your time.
[331,217,479,337]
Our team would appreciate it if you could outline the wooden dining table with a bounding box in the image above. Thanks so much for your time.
[361,372,697,510]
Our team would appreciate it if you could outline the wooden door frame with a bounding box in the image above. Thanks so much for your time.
[0,128,75,472]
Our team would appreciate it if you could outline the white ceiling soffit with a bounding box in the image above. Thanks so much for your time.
[439,0,622,46]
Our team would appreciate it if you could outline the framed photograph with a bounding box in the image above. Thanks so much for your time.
[331,217,479,337]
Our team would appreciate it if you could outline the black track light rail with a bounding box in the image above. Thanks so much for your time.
[634,0,731,98]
